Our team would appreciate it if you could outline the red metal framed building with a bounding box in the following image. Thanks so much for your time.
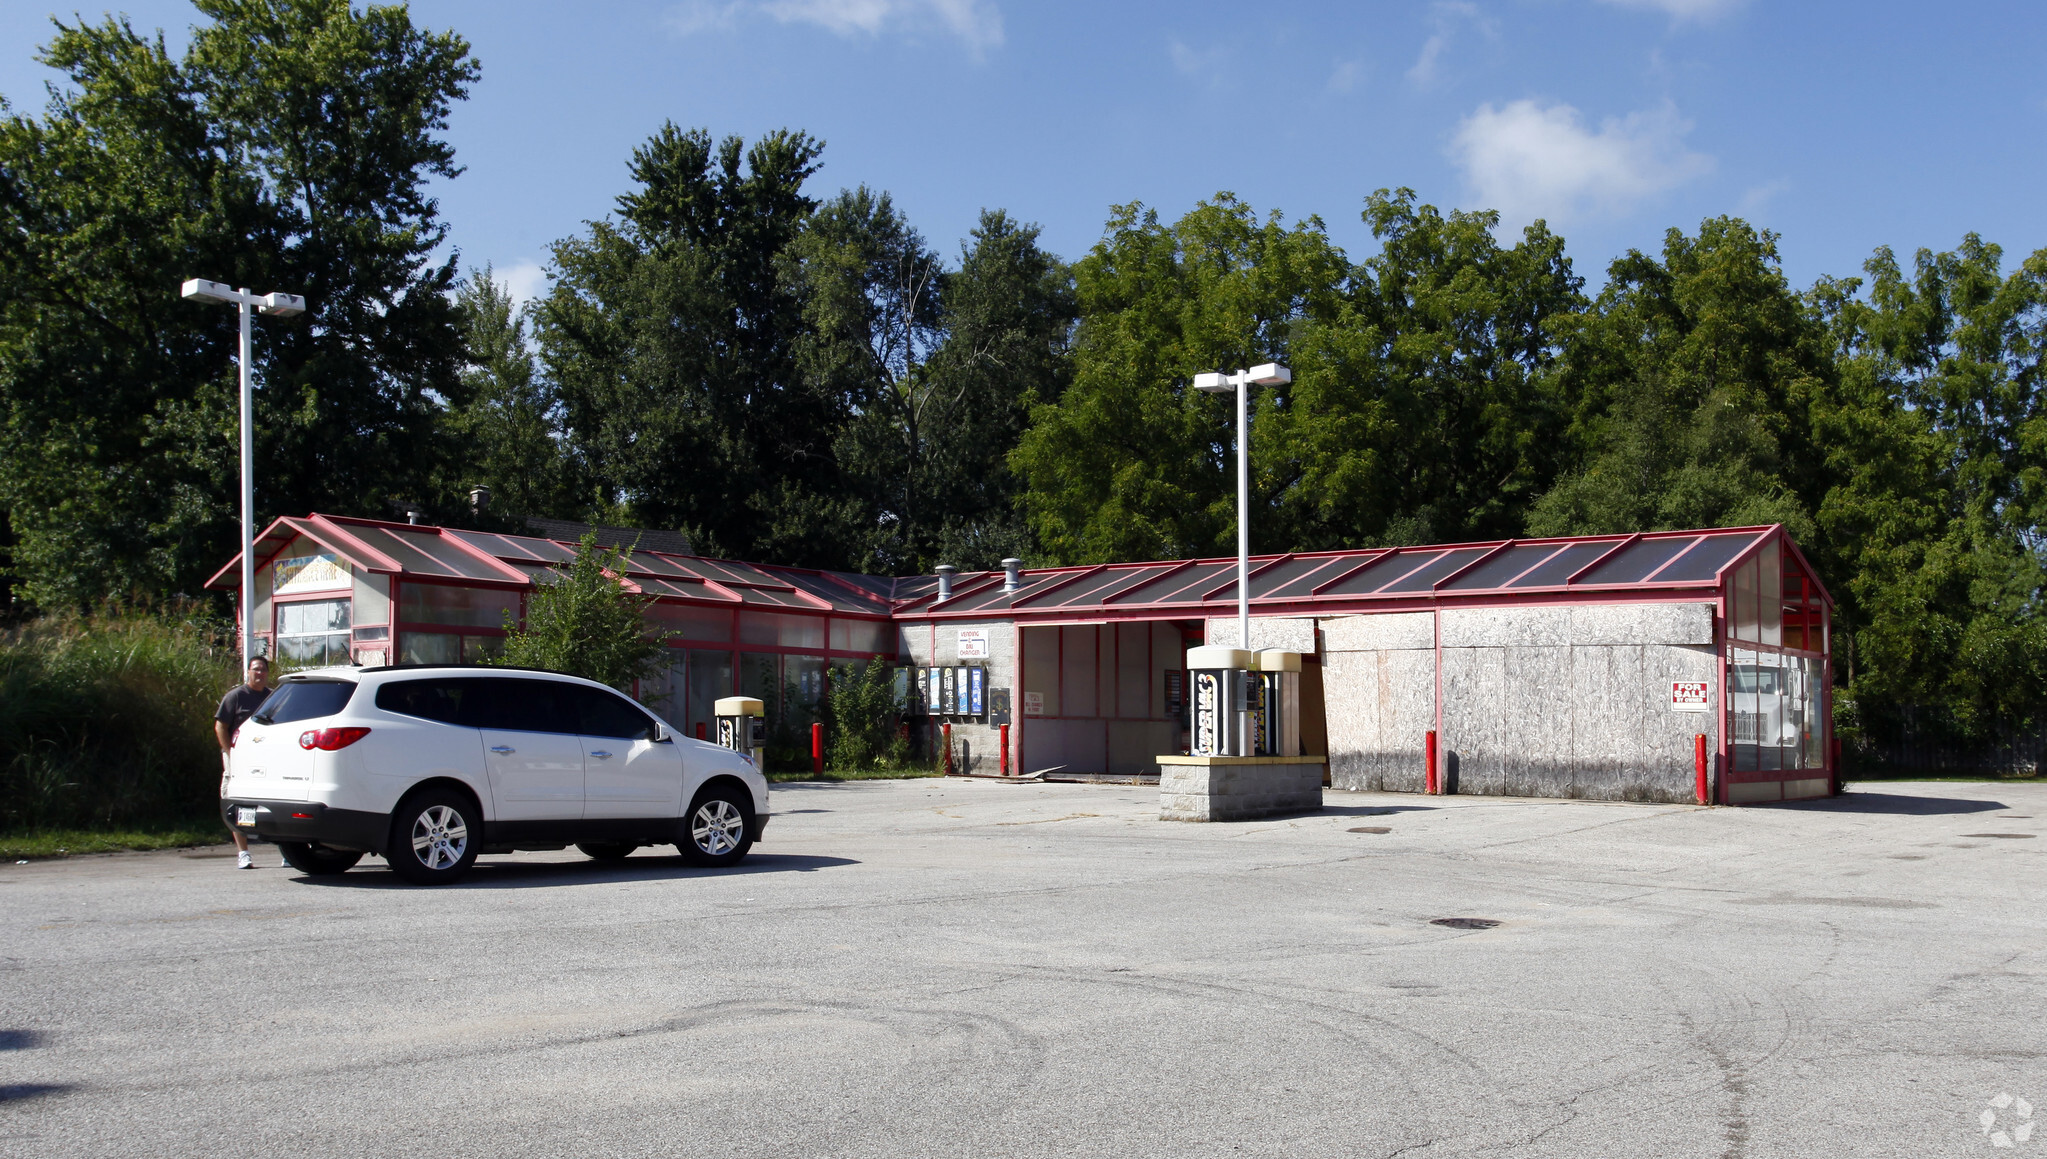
[211,517,1833,804]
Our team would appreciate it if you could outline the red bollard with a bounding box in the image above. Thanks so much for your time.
[695,722,707,741]
[1000,723,1010,777]
[1694,733,1708,805]
[1425,730,1438,795]
[942,722,953,776]
[811,721,824,775]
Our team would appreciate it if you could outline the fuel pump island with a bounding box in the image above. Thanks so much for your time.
[1157,647,1326,821]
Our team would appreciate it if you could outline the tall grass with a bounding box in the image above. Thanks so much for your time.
[0,608,239,832]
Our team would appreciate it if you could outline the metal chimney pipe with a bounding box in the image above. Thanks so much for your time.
[1001,558,1023,592]
[934,564,956,602]
[469,485,491,516]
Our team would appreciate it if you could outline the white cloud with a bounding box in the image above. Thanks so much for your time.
[1594,0,1747,21]
[1739,178,1790,214]
[669,0,1002,53]
[1407,1,1493,88]
[500,261,549,311]
[1169,38,1226,78]
[1327,59,1366,95]
[666,1,743,35]
[1449,99,1713,226]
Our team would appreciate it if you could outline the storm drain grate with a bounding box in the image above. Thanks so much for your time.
[1960,833,2036,839]
[1349,826,1392,834]
[1430,917,1501,930]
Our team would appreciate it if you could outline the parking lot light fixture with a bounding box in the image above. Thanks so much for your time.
[180,278,305,666]
[1194,363,1291,649]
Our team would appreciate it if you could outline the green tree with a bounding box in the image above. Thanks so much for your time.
[1012,195,1348,564]
[798,200,1074,571]
[445,266,576,521]
[1527,216,1833,541]
[494,532,671,691]
[1813,238,2047,744]
[0,0,477,608]
[537,124,830,562]
[1266,189,1585,548]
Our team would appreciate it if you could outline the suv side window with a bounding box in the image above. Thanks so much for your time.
[475,677,580,735]
[376,677,486,725]
[564,684,658,740]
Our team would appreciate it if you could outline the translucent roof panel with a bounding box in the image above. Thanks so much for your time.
[1575,537,1701,586]
[1504,541,1621,589]
[1319,551,1444,596]
[1439,544,1569,592]
[347,526,474,579]
[1379,548,1492,593]
[1263,556,1362,600]
[1649,532,1762,583]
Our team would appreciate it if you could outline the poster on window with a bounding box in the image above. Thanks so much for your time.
[274,551,349,594]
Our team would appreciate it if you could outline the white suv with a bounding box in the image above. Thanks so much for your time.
[222,666,770,885]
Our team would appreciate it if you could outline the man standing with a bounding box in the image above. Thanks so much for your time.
[215,655,273,869]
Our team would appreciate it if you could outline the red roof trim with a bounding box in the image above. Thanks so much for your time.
[1563,533,1640,586]
[1309,550,1396,596]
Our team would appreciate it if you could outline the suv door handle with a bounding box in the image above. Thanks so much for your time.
[489,745,515,754]
[589,750,613,760]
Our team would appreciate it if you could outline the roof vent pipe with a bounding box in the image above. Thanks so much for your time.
[469,485,491,516]
[934,564,956,602]
[1001,558,1023,592]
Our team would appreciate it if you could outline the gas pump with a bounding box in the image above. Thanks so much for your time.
[1253,650,1302,757]
[1186,646,1252,756]
[713,696,765,760]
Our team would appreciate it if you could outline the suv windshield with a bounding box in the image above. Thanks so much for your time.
[252,680,357,725]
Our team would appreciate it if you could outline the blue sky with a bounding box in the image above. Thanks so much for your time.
[5,1,2043,306]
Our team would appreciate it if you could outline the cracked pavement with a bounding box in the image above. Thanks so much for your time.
[1,778,2041,1157]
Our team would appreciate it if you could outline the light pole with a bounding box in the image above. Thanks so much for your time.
[1194,362,1291,650]
[180,278,305,666]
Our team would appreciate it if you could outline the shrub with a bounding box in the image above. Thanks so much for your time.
[0,607,239,832]
[827,657,907,771]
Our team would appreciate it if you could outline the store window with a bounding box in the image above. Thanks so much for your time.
[277,598,351,666]
[739,612,825,650]
[398,632,503,666]
[646,603,731,643]
[830,618,893,656]
[399,583,520,629]
[1729,647,1825,772]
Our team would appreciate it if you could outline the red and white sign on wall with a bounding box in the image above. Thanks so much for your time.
[1670,681,1709,712]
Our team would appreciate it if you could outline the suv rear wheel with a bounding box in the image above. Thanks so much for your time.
[278,842,364,876]
[387,788,479,885]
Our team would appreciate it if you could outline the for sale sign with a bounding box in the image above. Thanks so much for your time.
[1670,680,1709,712]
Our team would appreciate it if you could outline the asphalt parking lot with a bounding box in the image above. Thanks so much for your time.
[2,778,2041,1158]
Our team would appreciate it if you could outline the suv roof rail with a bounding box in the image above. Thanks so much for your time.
[353,662,580,677]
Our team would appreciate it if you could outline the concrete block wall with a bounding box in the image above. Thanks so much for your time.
[1320,613,1435,792]
[1319,603,1718,803]
[901,620,1017,776]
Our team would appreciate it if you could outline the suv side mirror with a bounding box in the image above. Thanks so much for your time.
[653,724,674,744]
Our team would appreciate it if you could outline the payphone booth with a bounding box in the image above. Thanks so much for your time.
[714,696,764,758]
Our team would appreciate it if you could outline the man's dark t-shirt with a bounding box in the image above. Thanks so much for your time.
[215,684,270,734]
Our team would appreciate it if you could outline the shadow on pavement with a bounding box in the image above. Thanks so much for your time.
[1319,805,1440,817]
[0,1029,45,1051]
[0,1083,74,1103]
[1767,791,2007,815]
[293,852,859,890]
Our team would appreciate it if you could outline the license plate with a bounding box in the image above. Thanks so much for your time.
[236,807,257,826]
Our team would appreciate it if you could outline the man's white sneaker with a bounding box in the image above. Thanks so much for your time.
[236,850,252,869]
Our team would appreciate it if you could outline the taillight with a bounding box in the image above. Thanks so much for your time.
[298,727,371,751]
[230,726,241,749]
